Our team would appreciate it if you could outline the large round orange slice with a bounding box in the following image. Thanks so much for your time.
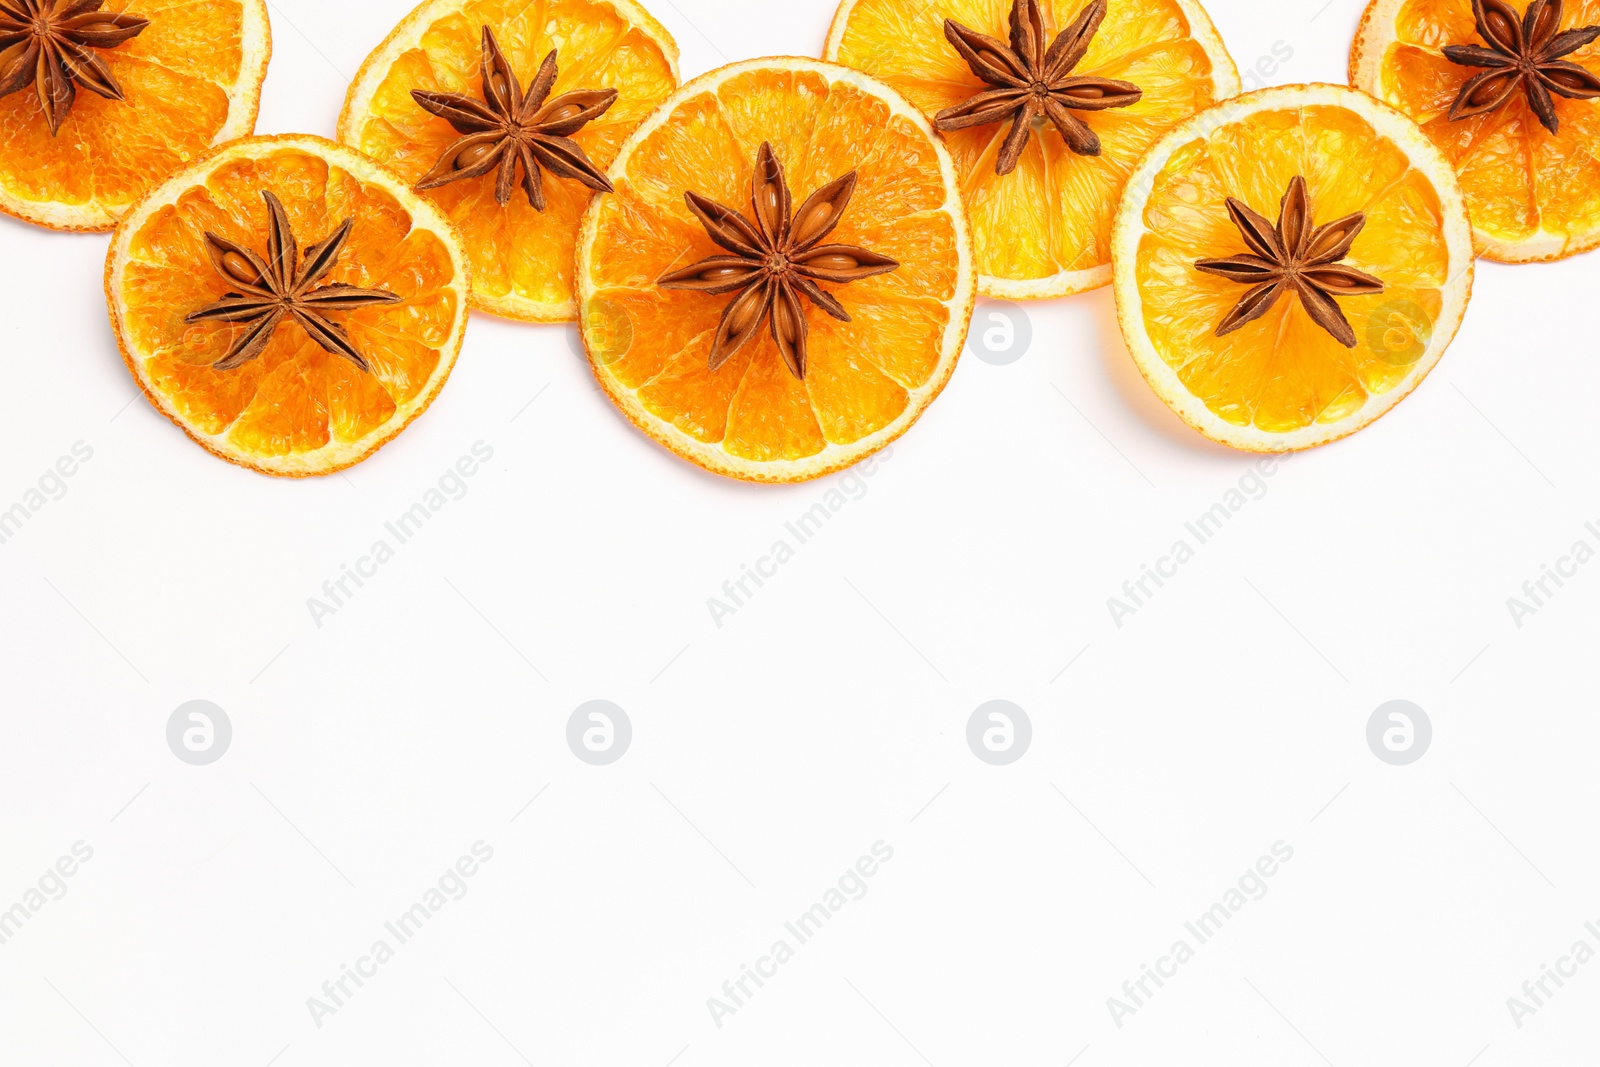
[825,0,1239,298]
[576,58,975,483]
[1352,0,1600,262]
[0,0,270,231]
[1112,84,1475,451]
[338,0,679,322]
[106,135,472,477]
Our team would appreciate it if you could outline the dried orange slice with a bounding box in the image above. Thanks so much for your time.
[106,135,471,477]
[0,0,269,231]
[1352,0,1600,262]
[338,0,679,322]
[825,0,1239,298]
[576,58,975,483]
[1111,84,1475,451]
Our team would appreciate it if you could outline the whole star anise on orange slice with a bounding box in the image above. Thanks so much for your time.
[1351,0,1600,262]
[185,190,402,372]
[1443,0,1600,134]
[932,0,1142,175]
[1195,176,1385,348]
[0,0,148,136]
[656,141,899,380]
[1114,85,1476,452]
[577,58,974,483]
[109,136,471,477]
[411,26,617,210]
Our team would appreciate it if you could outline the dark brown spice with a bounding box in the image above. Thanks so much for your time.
[0,0,148,136]
[185,191,402,372]
[933,0,1141,176]
[1194,176,1385,349]
[1444,0,1600,134]
[656,142,899,381]
[412,26,616,210]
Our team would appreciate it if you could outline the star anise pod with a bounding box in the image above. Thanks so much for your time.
[184,191,402,372]
[1194,176,1385,349]
[411,26,617,210]
[1443,0,1600,134]
[0,0,147,136]
[933,0,1142,175]
[656,142,899,380]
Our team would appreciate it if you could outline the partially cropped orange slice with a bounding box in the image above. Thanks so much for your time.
[106,136,471,476]
[1112,85,1475,451]
[825,0,1239,298]
[338,0,679,322]
[0,0,269,231]
[1352,0,1600,261]
[576,58,975,483]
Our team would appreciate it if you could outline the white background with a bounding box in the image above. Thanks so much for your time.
[3,0,1599,1064]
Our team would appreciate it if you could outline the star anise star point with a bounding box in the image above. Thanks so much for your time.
[1443,0,1600,135]
[1195,176,1385,349]
[656,142,899,381]
[933,0,1141,175]
[411,26,617,210]
[184,191,402,373]
[0,0,148,136]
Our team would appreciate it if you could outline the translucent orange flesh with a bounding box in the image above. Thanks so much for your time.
[0,0,248,215]
[1381,0,1600,247]
[586,68,963,463]
[119,149,461,459]
[832,0,1225,283]
[349,0,676,313]
[1135,106,1450,433]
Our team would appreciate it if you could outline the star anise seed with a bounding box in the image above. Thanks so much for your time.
[656,142,900,380]
[0,0,148,136]
[411,26,617,210]
[1194,176,1385,349]
[1443,0,1600,135]
[185,191,402,372]
[933,0,1142,175]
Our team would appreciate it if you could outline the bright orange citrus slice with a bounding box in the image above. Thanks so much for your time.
[576,58,975,483]
[1352,0,1600,261]
[106,135,472,477]
[825,0,1239,298]
[0,0,270,231]
[1112,84,1475,451]
[338,0,679,322]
